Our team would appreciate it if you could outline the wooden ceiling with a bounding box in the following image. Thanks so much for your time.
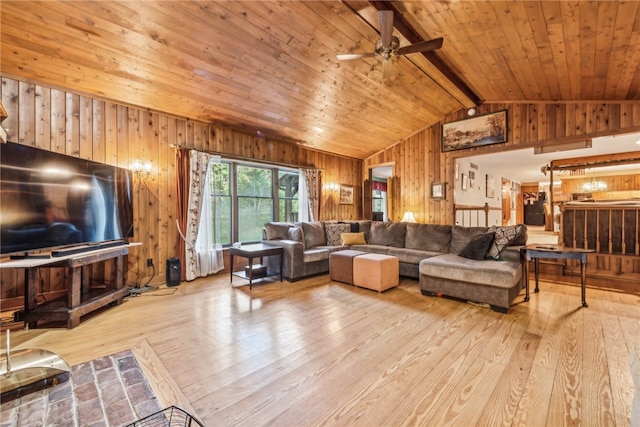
[2,1,639,159]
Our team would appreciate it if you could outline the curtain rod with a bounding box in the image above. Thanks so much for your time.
[169,144,323,171]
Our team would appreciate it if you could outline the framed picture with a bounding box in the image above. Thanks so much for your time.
[486,174,496,198]
[441,110,508,152]
[461,174,468,191]
[431,182,445,200]
[339,184,354,204]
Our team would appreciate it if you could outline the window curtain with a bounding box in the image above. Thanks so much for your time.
[183,150,215,281]
[194,156,224,277]
[299,168,321,222]
[175,148,190,281]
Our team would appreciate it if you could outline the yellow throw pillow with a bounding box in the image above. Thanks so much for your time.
[341,232,366,246]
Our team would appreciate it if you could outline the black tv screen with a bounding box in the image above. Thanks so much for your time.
[1,142,134,256]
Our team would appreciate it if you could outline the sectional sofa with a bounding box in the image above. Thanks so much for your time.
[262,220,528,312]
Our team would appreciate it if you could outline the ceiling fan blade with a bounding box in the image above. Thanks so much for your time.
[378,10,394,47]
[382,58,394,79]
[336,52,375,61]
[397,37,444,56]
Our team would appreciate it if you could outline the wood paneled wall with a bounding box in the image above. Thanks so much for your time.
[0,76,361,304]
[365,103,640,225]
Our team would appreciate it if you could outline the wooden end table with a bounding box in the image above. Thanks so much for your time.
[520,244,594,308]
[229,243,284,289]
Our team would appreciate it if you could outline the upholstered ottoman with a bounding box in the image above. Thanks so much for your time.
[330,250,367,284]
[353,253,399,292]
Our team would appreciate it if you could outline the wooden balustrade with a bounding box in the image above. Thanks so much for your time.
[558,201,640,288]
[560,202,640,255]
[454,203,489,227]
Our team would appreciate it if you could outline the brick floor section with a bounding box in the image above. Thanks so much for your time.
[0,349,162,426]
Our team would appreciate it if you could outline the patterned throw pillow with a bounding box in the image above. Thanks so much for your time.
[486,225,523,259]
[325,223,351,246]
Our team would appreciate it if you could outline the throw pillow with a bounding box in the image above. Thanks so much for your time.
[459,232,495,260]
[264,222,294,240]
[368,222,406,247]
[486,225,524,259]
[301,221,326,249]
[325,223,351,246]
[288,226,305,249]
[341,232,366,246]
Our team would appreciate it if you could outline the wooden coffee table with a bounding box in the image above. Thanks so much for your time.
[520,244,594,307]
[229,244,283,289]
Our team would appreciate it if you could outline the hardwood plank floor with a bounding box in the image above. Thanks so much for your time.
[3,274,639,426]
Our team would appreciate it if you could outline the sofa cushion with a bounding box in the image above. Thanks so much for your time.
[405,223,452,252]
[301,221,326,248]
[420,253,521,288]
[459,232,495,260]
[325,223,351,246]
[265,222,295,240]
[369,222,406,248]
[288,226,305,248]
[341,232,366,245]
[303,248,330,263]
[487,225,524,259]
[450,225,490,255]
[387,247,443,265]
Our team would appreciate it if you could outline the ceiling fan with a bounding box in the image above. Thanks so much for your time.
[337,10,443,79]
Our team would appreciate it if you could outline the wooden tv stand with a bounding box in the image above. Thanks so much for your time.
[1,243,139,329]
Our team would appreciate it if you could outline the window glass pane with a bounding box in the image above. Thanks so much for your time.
[278,171,299,222]
[238,197,273,242]
[213,163,230,195]
[237,165,271,196]
[215,195,232,245]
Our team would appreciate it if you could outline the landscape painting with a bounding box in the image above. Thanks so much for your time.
[442,110,507,152]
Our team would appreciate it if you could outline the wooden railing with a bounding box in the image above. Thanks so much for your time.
[560,201,640,255]
[454,203,489,227]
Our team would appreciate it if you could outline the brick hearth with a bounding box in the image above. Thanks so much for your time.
[0,350,162,426]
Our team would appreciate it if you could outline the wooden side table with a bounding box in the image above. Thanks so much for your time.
[520,244,594,307]
[229,243,283,289]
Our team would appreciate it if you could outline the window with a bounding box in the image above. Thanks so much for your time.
[208,159,299,245]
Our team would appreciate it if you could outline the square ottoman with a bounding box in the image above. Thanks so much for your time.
[330,250,367,284]
[353,253,399,292]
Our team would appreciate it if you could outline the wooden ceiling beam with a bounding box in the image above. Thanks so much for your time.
[369,0,482,107]
[549,151,640,170]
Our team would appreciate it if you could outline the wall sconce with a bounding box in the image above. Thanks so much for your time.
[130,160,152,179]
[401,211,416,223]
[324,182,340,192]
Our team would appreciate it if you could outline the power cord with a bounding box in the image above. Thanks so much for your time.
[127,262,157,297]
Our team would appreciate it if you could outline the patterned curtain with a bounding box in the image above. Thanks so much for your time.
[194,156,224,277]
[299,168,321,222]
[184,150,212,281]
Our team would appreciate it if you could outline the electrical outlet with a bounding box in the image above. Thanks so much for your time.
[147,258,153,267]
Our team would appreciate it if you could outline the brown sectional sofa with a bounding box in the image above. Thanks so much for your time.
[262,220,527,313]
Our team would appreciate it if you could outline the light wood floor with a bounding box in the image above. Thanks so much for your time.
[4,274,640,426]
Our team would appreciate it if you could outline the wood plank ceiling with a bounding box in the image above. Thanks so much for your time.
[2,1,639,159]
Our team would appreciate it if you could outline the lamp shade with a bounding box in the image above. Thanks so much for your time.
[401,211,416,223]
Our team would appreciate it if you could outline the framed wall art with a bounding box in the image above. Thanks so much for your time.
[461,174,468,191]
[441,110,508,152]
[431,182,445,200]
[486,174,496,198]
[339,184,354,204]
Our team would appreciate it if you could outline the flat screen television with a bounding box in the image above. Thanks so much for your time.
[1,142,134,257]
